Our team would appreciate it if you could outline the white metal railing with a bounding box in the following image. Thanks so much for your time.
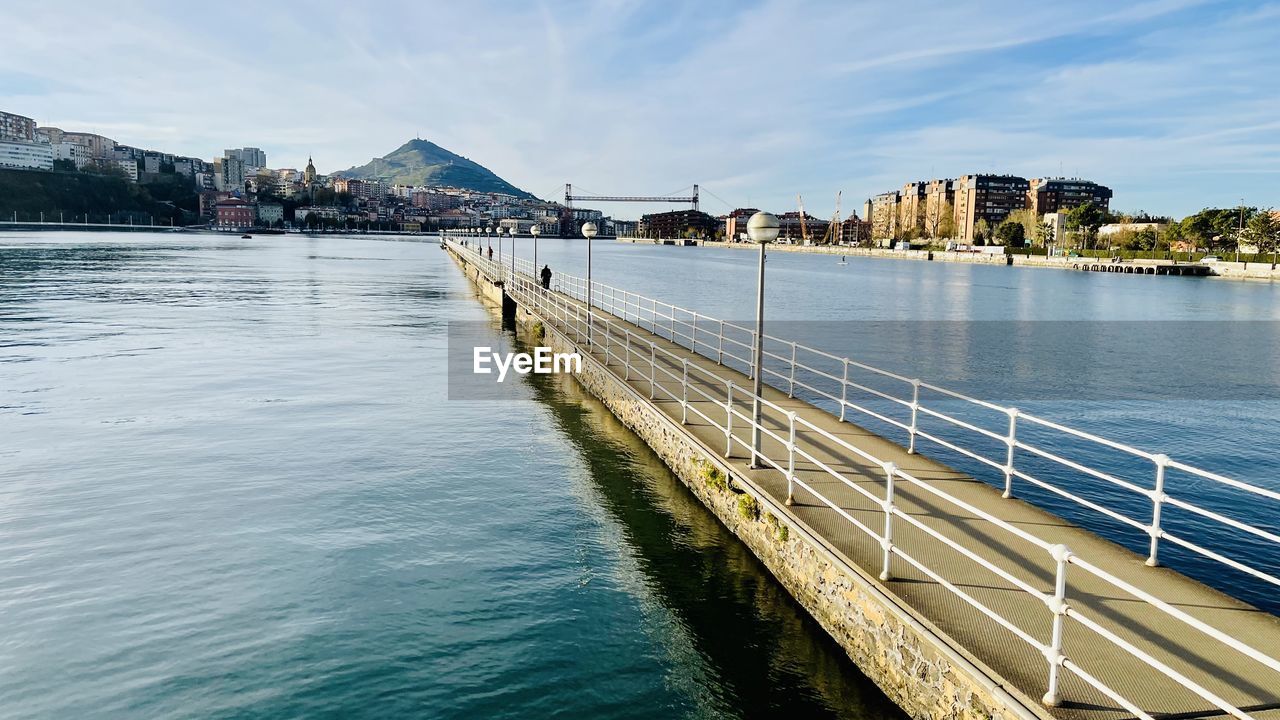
[446,238,1280,717]
[444,234,1280,590]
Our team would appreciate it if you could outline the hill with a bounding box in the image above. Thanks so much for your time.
[335,139,534,198]
[0,167,196,223]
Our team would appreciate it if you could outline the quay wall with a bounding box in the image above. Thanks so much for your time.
[642,239,1280,280]
[447,247,1046,720]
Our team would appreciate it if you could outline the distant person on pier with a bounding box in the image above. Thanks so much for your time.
[540,265,552,290]
[487,246,493,260]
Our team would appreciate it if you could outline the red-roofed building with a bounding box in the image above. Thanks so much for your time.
[215,197,255,230]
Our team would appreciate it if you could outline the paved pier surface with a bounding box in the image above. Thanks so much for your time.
[458,250,1280,720]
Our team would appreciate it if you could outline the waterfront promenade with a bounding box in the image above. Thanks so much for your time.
[620,238,1280,281]
[447,240,1280,720]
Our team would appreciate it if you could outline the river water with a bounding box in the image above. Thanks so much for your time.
[0,232,903,719]
[2,231,1277,717]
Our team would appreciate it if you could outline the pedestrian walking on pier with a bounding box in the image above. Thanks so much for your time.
[540,264,552,290]
[487,246,493,260]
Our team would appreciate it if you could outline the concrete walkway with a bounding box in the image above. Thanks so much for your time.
[462,252,1280,720]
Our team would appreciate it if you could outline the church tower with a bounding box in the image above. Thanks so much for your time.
[303,156,317,185]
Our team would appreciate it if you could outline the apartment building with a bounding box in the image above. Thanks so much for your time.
[923,179,956,237]
[639,209,716,239]
[52,141,92,168]
[0,139,54,170]
[868,191,900,241]
[0,110,36,141]
[1027,178,1113,215]
[224,147,267,168]
[897,181,928,237]
[213,156,245,191]
[868,173,1111,244]
[59,131,117,159]
[952,174,1030,242]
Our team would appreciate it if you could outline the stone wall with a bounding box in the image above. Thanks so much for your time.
[691,241,1280,280]
[449,248,1047,720]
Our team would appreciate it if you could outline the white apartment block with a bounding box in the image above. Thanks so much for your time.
[53,141,92,168]
[115,159,138,181]
[0,139,54,170]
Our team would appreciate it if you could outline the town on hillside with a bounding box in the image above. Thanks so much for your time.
[2,107,1277,258]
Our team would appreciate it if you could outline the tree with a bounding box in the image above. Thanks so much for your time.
[1244,209,1280,265]
[996,220,1026,247]
[1162,220,1185,251]
[254,170,277,197]
[1006,209,1038,244]
[923,199,955,240]
[304,211,318,229]
[1180,207,1254,252]
[1036,220,1056,247]
[1065,202,1105,249]
[973,218,991,245]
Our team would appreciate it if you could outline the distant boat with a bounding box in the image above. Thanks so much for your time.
[241,234,252,239]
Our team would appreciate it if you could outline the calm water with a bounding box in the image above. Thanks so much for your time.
[1,232,905,719]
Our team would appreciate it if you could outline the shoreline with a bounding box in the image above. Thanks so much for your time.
[618,237,1280,282]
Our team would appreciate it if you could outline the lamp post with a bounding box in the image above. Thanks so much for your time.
[582,221,598,342]
[1237,198,1245,263]
[531,223,541,274]
[746,212,780,468]
[486,226,492,254]
[509,225,517,276]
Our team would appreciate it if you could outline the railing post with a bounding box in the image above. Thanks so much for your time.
[624,334,631,381]
[725,382,735,457]
[681,359,689,424]
[1147,454,1170,566]
[786,411,797,505]
[839,359,849,422]
[717,320,724,364]
[1003,408,1019,499]
[907,380,921,454]
[788,341,798,398]
[691,312,698,351]
[649,342,657,400]
[879,462,897,581]
[1042,544,1072,707]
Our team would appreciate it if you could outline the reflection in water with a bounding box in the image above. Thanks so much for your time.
[513,325,905,720]
[1,232,906,719]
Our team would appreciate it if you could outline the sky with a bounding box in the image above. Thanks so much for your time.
[2,0,1278,220]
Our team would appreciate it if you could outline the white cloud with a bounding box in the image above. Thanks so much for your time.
[0,0,1275,218]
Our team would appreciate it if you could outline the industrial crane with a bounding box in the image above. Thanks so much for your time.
[821,191,843,245]
[797,194,810,244]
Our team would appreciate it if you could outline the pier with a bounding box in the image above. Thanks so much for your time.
[444,239,1280,720]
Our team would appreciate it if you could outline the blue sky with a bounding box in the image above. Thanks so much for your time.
[2,0,1277,219]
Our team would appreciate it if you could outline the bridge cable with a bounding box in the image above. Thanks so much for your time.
[699,186,738,211]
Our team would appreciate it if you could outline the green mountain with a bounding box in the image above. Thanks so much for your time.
[335,139,534,198]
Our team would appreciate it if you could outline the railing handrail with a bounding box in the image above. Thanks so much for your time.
[446,236,1280,590]
[448,237,1280,718]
